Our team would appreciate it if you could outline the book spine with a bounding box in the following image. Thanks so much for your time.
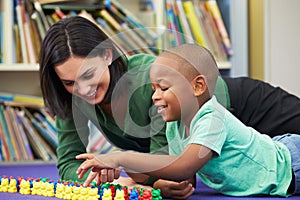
[6,106,28,160]
[15,109,34,160]
[0,115,9,161]
[166,0,179,47]
[205,0,233,56]
[0,105,16,161]
[15,1,29,64]
[21,114,51,161]
[182,0,207,47]
[2,0,15,63]
[175,0,194,44]
[3,106,22,160]
[33,112,58,146]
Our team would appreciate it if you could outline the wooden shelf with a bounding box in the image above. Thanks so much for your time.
[0,68,41,96]
[0,64,39,71]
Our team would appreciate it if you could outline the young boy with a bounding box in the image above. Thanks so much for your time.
[76,44,299,197]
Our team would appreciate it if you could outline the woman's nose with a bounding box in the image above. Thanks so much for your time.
[75,83,91,96]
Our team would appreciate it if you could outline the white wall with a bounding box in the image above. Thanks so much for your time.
[229,0,248,77]
[264,0,300,96]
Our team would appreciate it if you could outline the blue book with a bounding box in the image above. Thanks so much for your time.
[0,92,14,102]
[0,104,15,161]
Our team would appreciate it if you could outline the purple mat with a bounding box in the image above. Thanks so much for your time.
[0,163,299,199]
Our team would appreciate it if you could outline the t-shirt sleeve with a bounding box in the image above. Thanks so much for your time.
[189,101,227,156]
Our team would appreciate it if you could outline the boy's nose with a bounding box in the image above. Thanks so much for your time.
[152,90,161,102]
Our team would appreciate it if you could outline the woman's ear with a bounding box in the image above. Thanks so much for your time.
[192,75,207,96]
[104,49,113,65]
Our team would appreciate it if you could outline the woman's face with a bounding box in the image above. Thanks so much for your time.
[55,55,111,105]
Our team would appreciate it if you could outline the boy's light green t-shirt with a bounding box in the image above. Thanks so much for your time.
[167,96,292,197]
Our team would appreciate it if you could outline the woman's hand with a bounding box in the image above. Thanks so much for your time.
[153,179,195,199]
[76,153,121,186]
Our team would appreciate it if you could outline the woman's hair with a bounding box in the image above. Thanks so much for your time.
[39,16,128,119]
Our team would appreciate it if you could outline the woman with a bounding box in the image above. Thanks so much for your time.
[39,16,300,199]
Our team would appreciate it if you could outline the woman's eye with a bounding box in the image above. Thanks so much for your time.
[161,87,169,91]
[63,81,74,86]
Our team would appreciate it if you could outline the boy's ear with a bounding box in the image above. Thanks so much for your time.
[192,75,207,96]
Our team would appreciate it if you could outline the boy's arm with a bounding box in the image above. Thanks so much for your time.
[76,143,212,184]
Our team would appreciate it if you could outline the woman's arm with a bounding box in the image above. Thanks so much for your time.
[76,143,212,185]
[56,115,90,181]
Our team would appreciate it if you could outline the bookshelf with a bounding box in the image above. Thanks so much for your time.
[0,0,241,163]
[0,0,237,96]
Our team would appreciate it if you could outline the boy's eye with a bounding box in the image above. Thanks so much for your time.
[83,73,94,80]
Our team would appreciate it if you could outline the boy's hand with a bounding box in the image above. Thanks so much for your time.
[153,179,195,199]
[76,153,120,186]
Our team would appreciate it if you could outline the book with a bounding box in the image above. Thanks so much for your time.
[98,9,151,54]
[0,92,44,107]
[165,0,179,47]
[14,108,34,160]
[175,0,194,44]
[172,0,188,44]
[110,0,158,40]
[0,104,16,161]
[24,0,41,62]
[205,0,233,56]
[182,0,208,47]
[31,10,46,40]
[33,1,50,31]
[3,105,23,161]
[192,0,214,56]
[39,108,56,132]
[13,24,23,63]
[199,1,227,61]
[78,9,130,56]
[33,112,58,149]
[39,107,57,129]
[15,0,29,64]
[0,109,10,161]
[23,108,58,150]
[37,0,100,5]
[5,106,27,160]
[107,1,157,50]
[2,0,15,64]
[23,7,37,64]
[18,108,56,161]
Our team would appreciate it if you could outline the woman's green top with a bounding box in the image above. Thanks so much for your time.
[55,53,230,181]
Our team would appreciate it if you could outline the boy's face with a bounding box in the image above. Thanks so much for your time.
[150,56,199,123]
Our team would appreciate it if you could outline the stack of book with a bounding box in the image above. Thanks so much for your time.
[156,0,233,62]
[0,0,159,64]
[0,92,57,162]
[0,0,232,64]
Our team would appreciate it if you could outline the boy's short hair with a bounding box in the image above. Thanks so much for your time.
[160,44,219,96]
